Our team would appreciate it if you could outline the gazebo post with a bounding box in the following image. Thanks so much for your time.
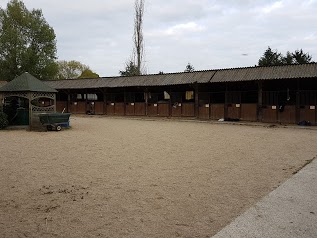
[28,92,32,130]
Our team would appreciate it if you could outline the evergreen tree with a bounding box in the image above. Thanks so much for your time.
[119,61,140,76]
[184,63,195,72]
[292,49,313,64]
[258,47,283,66]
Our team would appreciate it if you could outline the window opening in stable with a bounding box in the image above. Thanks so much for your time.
[115,93,124,102]
[227,92,241,104]
[185,91,194,100]
[199,92,210,106]
[135,92,145,102]
[263,91,278,105]
[241,91,258,103]
[86,94,97,101]
[210,92,225,104]
[148,93,159,103]
[171,92,182,103]
[299,91,317,106]
[171,92,182,108]
[278,90,296,106]
[125,92,134,103]
[164,91,170,100]
[157,92,170,103]
[107,94,116,103]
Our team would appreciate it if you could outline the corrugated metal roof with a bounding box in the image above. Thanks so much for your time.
[45,71,216,89]
[0,72,57,92]
[104,71,216,87]
[43,63,317,90]
[45,78,111,90]
[210,63,317,83]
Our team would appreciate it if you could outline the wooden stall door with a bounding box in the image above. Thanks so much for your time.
[158,103,169,117]
[240,104,257,121]
[114,103,125,116]
[182,103,195,117]
[69,103,77,114]
[56,101,67,113]
[171,104,181,117]
[106,103,115,115]
[77,102,86,114]
[227,104,240,119]
[299,106,316,125]
[134,103,146,116]
[278,105,296,124]
[262,106,278,123]
[94,102,104,115]
[125,103,135,116]
[199,104,210,119]
[147,104,158,116]
[210,104,224,120]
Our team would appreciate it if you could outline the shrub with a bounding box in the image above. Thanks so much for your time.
[0,111,9,129]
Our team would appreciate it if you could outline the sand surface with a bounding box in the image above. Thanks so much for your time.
[0,116,316,238]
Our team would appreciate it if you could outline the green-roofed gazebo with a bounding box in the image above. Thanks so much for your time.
[0,72,57,130]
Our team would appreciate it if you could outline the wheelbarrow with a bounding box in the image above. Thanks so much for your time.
[38,113,71,131]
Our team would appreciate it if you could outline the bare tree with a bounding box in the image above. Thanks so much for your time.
[133,0,145,75]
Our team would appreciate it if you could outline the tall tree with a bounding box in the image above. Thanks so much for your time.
[292,49,313,64]
[0,0,58,81]
[120,0,145,76]
[56,60,98,79]
[119,60,140,77]
[133,0,145,75]
[282,51,294,65]
[258,47,283,66]
[258,47,314,66]
[79,69,99,79]
[184,62,195,72]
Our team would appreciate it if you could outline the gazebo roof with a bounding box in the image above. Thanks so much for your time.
[0,72,57,93]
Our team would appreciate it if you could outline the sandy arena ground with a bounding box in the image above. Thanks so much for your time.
[0,116,316,238]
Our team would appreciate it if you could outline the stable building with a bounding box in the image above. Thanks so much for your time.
[44,63,317,125]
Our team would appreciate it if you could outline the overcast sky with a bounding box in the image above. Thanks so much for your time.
[1,0,316,77]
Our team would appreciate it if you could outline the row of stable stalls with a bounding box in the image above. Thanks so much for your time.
[55,85,197,117]
[49,72,207,118]
[198,79,317,124]
[48,64,317,125]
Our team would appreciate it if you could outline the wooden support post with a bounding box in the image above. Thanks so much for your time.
[257,81,263,122]
[104,89,107,115]
[296,79,300,124]
[224,83,228,119]
[67,92,71,113]
[169,87,172,117]
[28,92,32,130]
[145,88,148,116]
[144,88,149,116]
[124,89,126,116]
[85,90,88,114]
[54,94,56,113]
[194,83,199,118]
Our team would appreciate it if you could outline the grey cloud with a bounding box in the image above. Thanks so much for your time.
[0,0,316,76]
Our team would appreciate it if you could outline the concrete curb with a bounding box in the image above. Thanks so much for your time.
[212,158,317,238]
